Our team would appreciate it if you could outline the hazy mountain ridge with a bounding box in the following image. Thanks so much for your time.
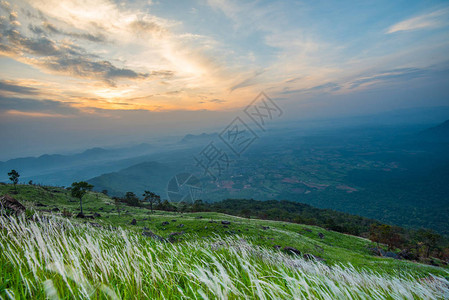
[85,121,449,234]
[87,161,176,196]
[2,119,449,234]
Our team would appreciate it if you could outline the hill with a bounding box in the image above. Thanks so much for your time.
[1,183,449,298]
[79,123,449,235]
[420,119,449,141]
[3,122,449,236]
[0,143,157,186]
[1,184,448,273]
[87,161,176,197]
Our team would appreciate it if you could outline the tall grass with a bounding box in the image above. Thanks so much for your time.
[1,215,448,299]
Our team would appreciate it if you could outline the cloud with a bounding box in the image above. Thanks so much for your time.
[387,8,449,34]
[208,98,226,103]
[230,70,265,92]
[0,96,79,115]
[129,19,168,37]
[0,10,173,85]
[349,68,429,89]
[0,0,238,107]
[0,80,39,95]
[29,22,106,43]
[198,98,226,104]
[0,0,11,13]
[38,57,150,83]
[281,82,341,95]
[5,110,71,118]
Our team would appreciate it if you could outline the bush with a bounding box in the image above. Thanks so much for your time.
[62,208,72,218]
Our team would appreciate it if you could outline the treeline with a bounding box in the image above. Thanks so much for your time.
[206,199,376,235]
[110,191,175,212]
[170,198,449,263]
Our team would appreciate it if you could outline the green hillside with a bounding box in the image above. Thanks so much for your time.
[1,184,448,278]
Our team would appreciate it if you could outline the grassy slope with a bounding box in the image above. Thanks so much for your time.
[1,183,448,277]
[3,217,449,299]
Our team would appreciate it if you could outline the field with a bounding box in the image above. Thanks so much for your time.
[1,184,449,298]
[2,216,449,299]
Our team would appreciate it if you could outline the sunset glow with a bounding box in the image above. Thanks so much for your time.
[1,0,448,158]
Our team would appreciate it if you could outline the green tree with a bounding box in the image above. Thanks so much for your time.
[143,190,160,213]
[240,208,252,219]
[124,192,140,207]
[157,199,175,211]
[112,196,121,216]
[416,229,441,258]
[192,199,204,212]
[8,169,20,192]
[71,181,93,215]
[370,224,402,251]
[178,201,188,214]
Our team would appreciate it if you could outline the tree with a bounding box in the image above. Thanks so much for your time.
[8,169,20,192]
[157,199,175,211]
[124,192,140,207]
[143,190,160,213]
[102,189,108,196]
[112,196,121,216]
[178,201,188,214]
[416,229,441,258]
[71,181,93,215]
[369,224,382,247]
[240,208,252,219]
[369,224,402,251]
[192,199,204,212]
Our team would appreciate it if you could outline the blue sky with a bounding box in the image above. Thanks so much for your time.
[0,0,448,158]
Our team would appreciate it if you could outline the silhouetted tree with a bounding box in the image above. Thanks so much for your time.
[8,169,20,192]
[102,189,108,196]
[143,190,160,213]
[71,181,93,215]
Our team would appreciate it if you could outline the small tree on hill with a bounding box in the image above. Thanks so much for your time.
[157,199,175,211]
[416,229,441,258]
[178,201,188,214]
[112,196,121,216]
[192,199,204,212]
[369,224,402,251]
[71,181,93,215]
[124,192,140,207]
[143,190,160,213]
[8,169,20,192]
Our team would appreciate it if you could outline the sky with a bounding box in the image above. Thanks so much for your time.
[1,0,449,159]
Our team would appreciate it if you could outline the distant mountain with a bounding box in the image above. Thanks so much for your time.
[80,147,109,156]
[87,161,177,197]
[419,120,449,141]
[0,143,156,184]
[180,133,218,144]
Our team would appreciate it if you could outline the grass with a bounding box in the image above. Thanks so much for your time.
[1,215,448,299]
[1,183,449,298]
